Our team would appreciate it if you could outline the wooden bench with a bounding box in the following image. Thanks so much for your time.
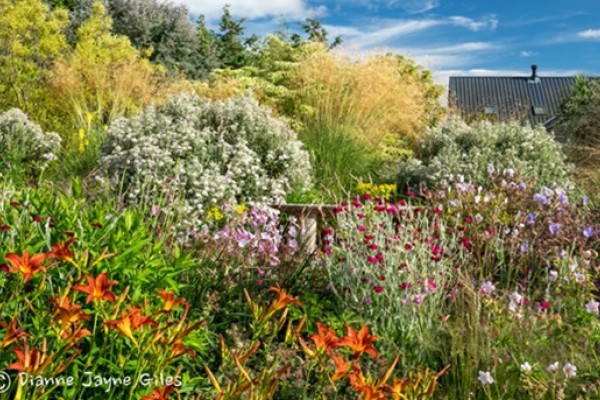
[270,204,337,255]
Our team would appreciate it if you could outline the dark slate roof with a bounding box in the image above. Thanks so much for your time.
[449,72,579,128]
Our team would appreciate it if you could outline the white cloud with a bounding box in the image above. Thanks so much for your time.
[520,50,537,57]
[388,0,440,14]
[351,20,442,47]
[578,29,600,39]
[398,42,497,69]
[178,0,325,21]
[448,15,498,31]
[331,15,500,49]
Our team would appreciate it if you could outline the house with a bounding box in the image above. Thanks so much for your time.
[448,65,579,130]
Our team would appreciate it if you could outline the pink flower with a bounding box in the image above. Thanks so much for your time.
[357,225,366,232]
[373,285,384,294]
[367,243,378,251]
[480,281,496,296]
[367,256,378,264]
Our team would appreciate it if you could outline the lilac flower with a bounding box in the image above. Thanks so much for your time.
[547,362,559,373]
[548,223,561,235]
[478,371,494,385]
[520,242,529,253]
[151,205,160,216]
[363,295,373,305]
[558,194,569,204]
[585,300,599,316]
[533,193,548,205]
[563,363,576,378]
[475,214,484,224]
[583,196,590,206]
[583,226,594,239]
[480,281,496,296]
[520,362,532,373]
[526,212,536,225]
[518,182,527,190]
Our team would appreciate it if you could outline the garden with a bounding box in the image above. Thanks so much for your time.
[1,0,600,399]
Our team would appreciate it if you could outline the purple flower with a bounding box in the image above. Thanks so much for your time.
[526,212,536,225]
[533,194,548,205]
[583,196,590,206]
[549,223,561,235]
[558,194,569,204]
[518,182,527,190]
[520,242,529,252]
[583,226,594,239]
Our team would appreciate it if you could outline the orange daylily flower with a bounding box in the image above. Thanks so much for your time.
[141,385,178,400]
[310,322,339,354]
[386,379,409,400]
[268,284,302,312]
[169,340,196,360]
[0,317,30,348]
[8,342,53,374]
[74,273,117,303]
[5,251,46,282]
[47,238,76,262]
[336,325,379,359]
[61,324,91,342]
[157,289,187,312]
[330,354,351,381]
[105,306,156,344]
[51,296,91,329]
[348,366,387,400]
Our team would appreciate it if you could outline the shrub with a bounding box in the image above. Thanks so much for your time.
[0,109,61,180]
[0,0,68,128]
[100,93,312,229]
[398,118,572,191]
[50,2,162,134]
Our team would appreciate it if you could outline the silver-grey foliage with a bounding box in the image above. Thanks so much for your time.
[100,93,312,226]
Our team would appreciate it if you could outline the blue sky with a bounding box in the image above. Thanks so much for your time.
[179,0,600,86]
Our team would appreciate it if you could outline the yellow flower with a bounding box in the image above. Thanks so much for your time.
[85,112,93,126]
[356,182,397,199]
[207,206,224,221]
[78,128,85,140]
[79,143,85,153]
[235,204,248,215]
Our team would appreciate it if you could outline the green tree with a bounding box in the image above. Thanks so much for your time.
[0,0,68,122]
[216,6,258,69]
[291,18,343,49]
[555,76,600,168]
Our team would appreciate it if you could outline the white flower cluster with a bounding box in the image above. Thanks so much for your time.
[398,117,571,189]
[0,109,61,176]
[100,93,312,227]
